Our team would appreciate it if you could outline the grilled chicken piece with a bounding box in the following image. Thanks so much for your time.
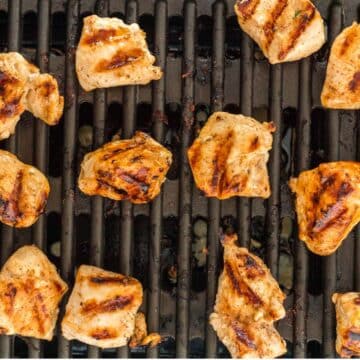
[188,112,275,200]
[62,265,143,348]
[0,150,50,228]
[209,234,286,358]
[78,131,172,204]
[332,292,360,358]
[289,162,360,256]
[0,52,63,140]
[321,23,360,109]
[129,312,162,348]
[234,0,326,64]
[76,15,162,91]
[0,245,67,340]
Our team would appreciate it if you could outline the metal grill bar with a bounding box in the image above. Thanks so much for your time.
[205,1,225,357]
[118,1,138,357]
[322,4,342,357]
[266,64,282,277]
[293,58,311,358]
[176,1,196,357]
[29,0,51,357]
[147,1,167,358]
[0,0,21,357]
[58,0,79,357]
[237,33,253,248]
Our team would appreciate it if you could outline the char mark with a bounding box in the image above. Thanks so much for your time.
[82,295,134,315]
[236,0,261,21]
[349,72,360,92]
[232,324,256,350]
[340,28,357,56]
[312,205,348,233]
[278,3,316,60]
[90,276,134,285]
[90,328,117,340]
[96,48,144,72]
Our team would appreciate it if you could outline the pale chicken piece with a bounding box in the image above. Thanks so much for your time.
[321,23,360,109]
[289,162,360,256]
[0,245,68,340]
[76,15,162,91]
[129,312,162,348]
[0,52,64,140]
[0,150,50,228]
[78,131,172,204]
[209,234,286,358]
[188,112,275,200]
[234,0,326,64]
[332,292,360,358]
[62,265,144,348]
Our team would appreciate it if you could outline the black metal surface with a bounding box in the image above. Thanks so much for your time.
[0,0,359,358]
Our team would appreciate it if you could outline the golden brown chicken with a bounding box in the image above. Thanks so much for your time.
[78,131,172,204]
[289,162,360,256]
[62,265,161,349]
[0,245,68,340]
[188,112,275,200]
[321,23,360,109]
[332,292,360,358]
[0,52,64,140]
[0,150,50,228]
[209,233,287,358]
[234,0,326,64]
[76,15,162,91]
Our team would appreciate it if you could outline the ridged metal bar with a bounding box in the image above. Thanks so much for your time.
[0,0,21,357]
[147,1,167,358]
[205,1,225,357]
[176,0,196,357]
[266,64,282,277]
[237,33,253,248]
[293,58,311,358]
[29,0,51,357]
[117,0,138,357]
[322,4,342,357]
[58,0,79,357]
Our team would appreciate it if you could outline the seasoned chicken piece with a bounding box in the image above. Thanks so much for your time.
[0,245,67,340]
[332,292,360,358]
[62,265,143,348]
[289,162,360,256]
[209,234,286,358]
[76,15,162,91]
[234,0,326,64]
[321,23,360,109]
[78,131,172,204]
[0,150,50,228]
[0,52,64,140]
[188,112,275,200]
[129,312,162,348]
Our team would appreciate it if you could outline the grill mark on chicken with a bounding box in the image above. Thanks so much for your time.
[232,324,256,350]
[237,254,266,279]
[0,71,20,96]
[97,179,129,197]
[4,283,17,315]
[83,28,129,46]
[224,262,263,306]
[0,100,22,121]
[312,206,348,233]
[354,297,360,305]
[81,295,134,315]
[236,0,261,21]
[249,135,260,151]
[115,168,150,194]
[90,276,136,286]
[263,0,288,51]
[340,29,358,56]
[96,48,144,72]
[349,72,360,92]
[278,3,316,61]
[90,328,118,340]
[0,170,23,225]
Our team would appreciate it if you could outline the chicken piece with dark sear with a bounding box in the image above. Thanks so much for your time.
[62,265,161,349]
[234,0,326,64]
[0,52,64,140]
[0,150,50,228]
[76,15,162,91]
[0,245,68,340]
[289,162,360,256]
[78,131,172,204]
[332,292,360,358]
[321,23,360,109]
[209,234,287,358]
[188,112,275,200]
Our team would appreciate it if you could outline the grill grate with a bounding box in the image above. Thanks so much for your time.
[0,0,359,358]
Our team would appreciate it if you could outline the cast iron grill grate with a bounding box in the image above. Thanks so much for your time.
[0,0,359,358]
